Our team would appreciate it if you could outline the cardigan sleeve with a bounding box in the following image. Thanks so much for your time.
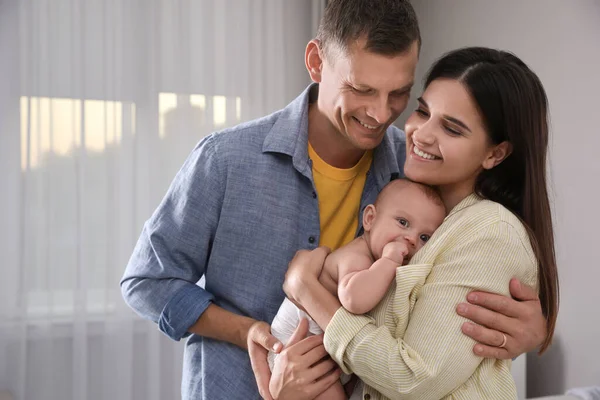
[324,219,537,400]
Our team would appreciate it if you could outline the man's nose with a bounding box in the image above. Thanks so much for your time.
[366,97,392,124]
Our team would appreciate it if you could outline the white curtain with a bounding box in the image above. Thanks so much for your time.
[0,1,321,399]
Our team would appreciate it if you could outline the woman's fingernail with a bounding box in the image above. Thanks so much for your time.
[273,342,282,352]
[457,304,468,314]
[468,293,478,302]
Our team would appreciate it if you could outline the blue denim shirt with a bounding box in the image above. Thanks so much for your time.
[120,84,407,400]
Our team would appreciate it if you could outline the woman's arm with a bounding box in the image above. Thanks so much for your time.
[320,221,536,400]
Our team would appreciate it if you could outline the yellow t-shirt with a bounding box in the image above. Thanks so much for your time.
[308,142,373,251]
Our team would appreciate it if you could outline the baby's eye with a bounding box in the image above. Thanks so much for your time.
[420,234,431,243]
[398,218,409,227]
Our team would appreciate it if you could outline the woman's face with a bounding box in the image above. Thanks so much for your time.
[404,78,504,196]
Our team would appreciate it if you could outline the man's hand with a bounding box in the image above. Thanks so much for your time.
[248,321,283,400]
[269,318,341,400]
[382,241,410,265]
[457,278,547,359]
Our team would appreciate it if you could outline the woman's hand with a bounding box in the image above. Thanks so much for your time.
[283,247,330,308]
[457,278,546,359]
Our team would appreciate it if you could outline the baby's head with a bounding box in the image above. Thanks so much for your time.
[362,179,446,261]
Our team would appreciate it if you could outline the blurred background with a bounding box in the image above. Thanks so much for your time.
[0,1,598,399]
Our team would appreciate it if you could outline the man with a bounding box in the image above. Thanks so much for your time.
[121,1,547,399]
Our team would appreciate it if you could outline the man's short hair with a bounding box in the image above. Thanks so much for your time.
[316,0,421,60]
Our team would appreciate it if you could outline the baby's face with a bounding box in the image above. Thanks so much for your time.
[366,183,446,261]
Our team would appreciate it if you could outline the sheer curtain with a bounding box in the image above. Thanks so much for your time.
[0,1,322,399]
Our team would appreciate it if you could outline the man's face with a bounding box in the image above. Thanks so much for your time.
[315,39,419,151]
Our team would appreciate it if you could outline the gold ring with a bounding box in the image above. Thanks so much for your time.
[499,333,507,348]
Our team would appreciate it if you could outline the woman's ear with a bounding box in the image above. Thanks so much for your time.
[305,39,323,83]
[483,141,513,170]
[362,204,376,232]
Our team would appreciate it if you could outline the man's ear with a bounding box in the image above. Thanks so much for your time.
[305,39,324,83]
[362,204,376,232]
[482,141,513,170]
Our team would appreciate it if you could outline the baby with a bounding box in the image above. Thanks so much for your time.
[269,179,447,399]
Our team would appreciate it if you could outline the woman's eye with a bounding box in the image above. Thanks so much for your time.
[415,108,429,117]
[420,234,431,243]
[444,125,462,136]
[398,218,409,227]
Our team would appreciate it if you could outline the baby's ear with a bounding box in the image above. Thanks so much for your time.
[362,204,376,232]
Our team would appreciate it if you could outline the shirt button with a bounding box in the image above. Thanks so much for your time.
[308,236,316,244]
[364,394,371,400]
[312,191,317,199]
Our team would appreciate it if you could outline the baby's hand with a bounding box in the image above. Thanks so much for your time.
[382,241,410,265]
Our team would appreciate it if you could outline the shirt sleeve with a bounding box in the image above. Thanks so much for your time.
[120,134,225,341]
[324,220,537,400]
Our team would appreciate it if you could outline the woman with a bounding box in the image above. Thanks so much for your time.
[283,47,559,399]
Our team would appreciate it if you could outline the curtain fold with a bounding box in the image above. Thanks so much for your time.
[0,1,317,399]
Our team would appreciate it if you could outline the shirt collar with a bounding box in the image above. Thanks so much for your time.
[372,130,402,191]
[262,84,314,177]
[263,83,401,186]
[444,192,483,221]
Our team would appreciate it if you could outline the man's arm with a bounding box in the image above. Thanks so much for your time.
[120,135,273,347]
[189,304,263,349]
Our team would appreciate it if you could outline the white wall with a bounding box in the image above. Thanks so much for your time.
[406,1,600,398]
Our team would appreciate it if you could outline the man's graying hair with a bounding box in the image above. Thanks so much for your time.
[316,0,421,60]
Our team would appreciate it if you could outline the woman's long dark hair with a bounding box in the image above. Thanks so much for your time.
[425,47,558,353]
